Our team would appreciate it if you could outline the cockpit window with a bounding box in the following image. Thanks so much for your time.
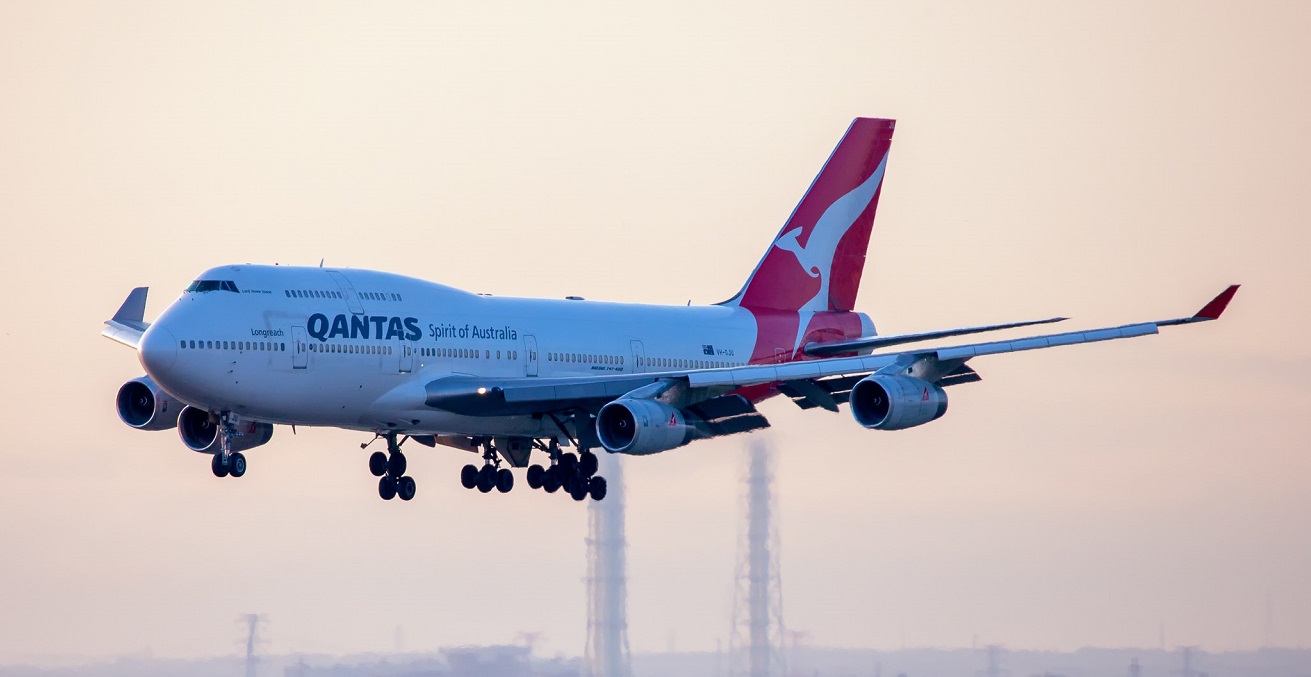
[186,280,239,293]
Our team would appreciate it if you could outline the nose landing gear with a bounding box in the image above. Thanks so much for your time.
[210,412,247,479]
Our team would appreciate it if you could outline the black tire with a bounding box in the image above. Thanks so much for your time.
[543,467,561,493]
[460,464,479,489]
[570,484,588,502]
[579,450,599,477]
[387,452,407,477]
[229,453,247,478]
[211,454,229,478]
[496,468,514,493]
[476,466,495,493]
[559,452,578,474]
[368,451,388,477]
[397,476,417,501]
[378,476,397,500]
[526,464,545,489]
[589,476,607,501]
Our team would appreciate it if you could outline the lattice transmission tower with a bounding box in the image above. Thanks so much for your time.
[585,452,632,677]
[729,440,785,677]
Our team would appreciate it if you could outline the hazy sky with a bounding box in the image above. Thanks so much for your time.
[1,0,1309,664]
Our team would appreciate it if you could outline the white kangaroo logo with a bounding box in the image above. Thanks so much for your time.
[771,151,888,351]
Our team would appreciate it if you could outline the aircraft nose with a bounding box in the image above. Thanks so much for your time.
[138,325,178,378]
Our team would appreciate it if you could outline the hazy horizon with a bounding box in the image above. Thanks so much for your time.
[1,0,1309,663]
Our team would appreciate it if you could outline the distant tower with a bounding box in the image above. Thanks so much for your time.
[1178,645,1199,677]
[241,613,265,677]
[730,441,785,677]
[980,644,1003,677]
[585,452,632,677]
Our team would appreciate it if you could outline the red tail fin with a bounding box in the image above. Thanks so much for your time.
[723,118,895,313]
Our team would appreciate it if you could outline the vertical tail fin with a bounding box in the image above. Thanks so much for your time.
[722,118,895,313]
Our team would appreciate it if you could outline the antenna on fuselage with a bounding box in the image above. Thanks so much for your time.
[319,258,324,268]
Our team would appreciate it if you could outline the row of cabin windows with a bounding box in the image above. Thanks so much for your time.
[642,356,740,370]
[282,289,403,302]
[181,340,285,352]
[310,343,392,355]
[418,347,520,360]
[547,352,624,365]
[286,289,341,299]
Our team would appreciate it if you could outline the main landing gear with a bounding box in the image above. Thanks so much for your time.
[367,432,417,501]
[459,439,607,501]
[524,441,607,502]
[210,412,246,479]
[460,440,515,494]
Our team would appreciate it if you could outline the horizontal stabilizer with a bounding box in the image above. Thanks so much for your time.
[102,287,151,349]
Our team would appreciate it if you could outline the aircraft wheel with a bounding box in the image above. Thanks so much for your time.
[378,476,397,500]
[229,453,247,478]
[542,467,561,493]
[570,483,588,502]
[559,452,578,475]
[588,476,607,501]
[496,468,514,493]
[211,454,229,478]
[397,476,417,501]
[387,452,407,477]
[368,451,388,477]
[476,467,495,493]
[460,464,479,489]
[579,450,599,478]
[526,464,545,489]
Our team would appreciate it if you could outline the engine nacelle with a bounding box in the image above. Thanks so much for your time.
[596,398,691,455]
[116,376,180,431]
[849,374,949,430]
[177,405,274,454]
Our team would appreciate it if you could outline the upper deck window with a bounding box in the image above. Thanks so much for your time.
[186,280,239,293]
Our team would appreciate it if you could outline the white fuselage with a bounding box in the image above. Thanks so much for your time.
[138,265,803,437]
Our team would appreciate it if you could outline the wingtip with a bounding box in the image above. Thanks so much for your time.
[1193,284,1240,320]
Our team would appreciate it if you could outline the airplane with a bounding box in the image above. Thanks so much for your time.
[104,117,1238,503]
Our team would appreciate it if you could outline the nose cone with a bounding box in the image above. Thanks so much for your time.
[138,325,178,378]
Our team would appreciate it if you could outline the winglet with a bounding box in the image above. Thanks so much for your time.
[1193,284,1240,321]
[112,287,149,324]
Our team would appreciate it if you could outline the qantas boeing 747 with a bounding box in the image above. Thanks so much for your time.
[104,118,1237,502]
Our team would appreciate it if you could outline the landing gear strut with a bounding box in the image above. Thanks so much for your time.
[210,412,247,479]
[367,432,416,501]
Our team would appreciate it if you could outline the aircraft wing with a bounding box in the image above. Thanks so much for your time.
[424,285,1238,425]
[102,287,151,349]
[802,316,1067,356]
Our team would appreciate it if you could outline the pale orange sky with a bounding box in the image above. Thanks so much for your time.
[1,0,1309,663]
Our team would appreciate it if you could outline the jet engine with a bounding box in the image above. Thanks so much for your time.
[849,374,949,430]
[596,398,691,455]
[116,376,180,431]
[177,405,274,454]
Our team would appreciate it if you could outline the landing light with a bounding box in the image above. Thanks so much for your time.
[477,387,488,395]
